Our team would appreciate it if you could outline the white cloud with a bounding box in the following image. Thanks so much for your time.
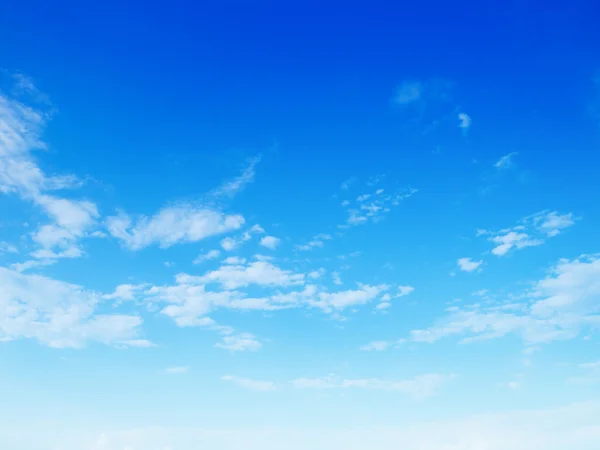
[495,152,518,169]
[220,224,264,251]
[102,283,149,303]
[580,361,600,370]
[533,211,576,237]
[199,260,305,290]
[393,81,423,105]
[458,112,471,129]
[1,88,100,259]
[215,333,262,352]
[164,366,189,375]
[0,267,146,348]
[107,205,244,251]
[291,373,452,399]
[296,233,332,251]
[360,340,390,351]
[210,156,260,199]
[409,255,600,345]
[457,257,483,272]
[221,375,276,391]
[479,211,576,257]
[223,256,246,265]
[341,188,417,227]
[0,241,18,254]
[193,249,221,264]
[397,285,415,297]
[490,232,543,256]
[260,235,281,250]
[11,400,600,450]
[312,284,389,311]
[331,271,342,285]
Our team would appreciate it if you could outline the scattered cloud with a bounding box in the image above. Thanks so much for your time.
[0,241,18,254]
[331,271,342,285]
[18,400,600,450]
[107,206,244,251]
[478,211,577,257]
[215,333,262,352]
[0,87,100,259]
[291,373,453,399]
[220,224,264,251]
[360,340,390,351]
[408,254,600,346]
[210,156,260,199]
[193,249,221,264]
[164,366,189,375]
[0,267,146,348]
[457,257,483,272]
[340,187,417,228]
[221,375,276,391]
[393,81,423,105]
[260,235,281,250]
[495,152,518,169]
[458,112,471,131]
[296,233,332,251]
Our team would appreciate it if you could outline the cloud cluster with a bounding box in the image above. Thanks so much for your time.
[0,267,148,348]
[409,255,600,345]
[478,210,576,257]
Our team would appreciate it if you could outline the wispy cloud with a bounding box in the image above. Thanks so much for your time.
[106,206,245,251]
[164,366,190,375]
[408,255,600,346]
[291,373,453,399]
[477,211,577,256]
[221,375,276,391]
[495,152,518,169]
[210,156,261,199]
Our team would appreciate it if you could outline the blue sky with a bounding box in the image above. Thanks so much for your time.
[1,1,600,449]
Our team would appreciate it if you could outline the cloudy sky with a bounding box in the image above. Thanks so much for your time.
[1,0,600,449]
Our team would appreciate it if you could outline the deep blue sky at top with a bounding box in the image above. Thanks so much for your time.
[1,0,599,231]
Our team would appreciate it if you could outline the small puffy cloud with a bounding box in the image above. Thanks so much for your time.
[458,112,471,131]
[215,333,262,352]
[223,256,246,265]
[103,283,147,302]
[393,81,423,105]
[107,205,244,251]
[164,366,189,375]
[296,233,332,251]
[457,257,483,272]
[494,152,518,169]
[260,235,281,250]
[397,285,415,297]
[221,375,276,391]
